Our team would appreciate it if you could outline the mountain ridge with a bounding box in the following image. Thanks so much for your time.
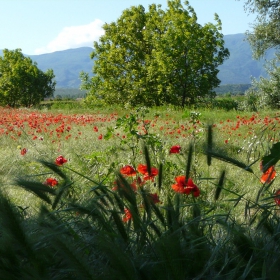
[0,34,277,88]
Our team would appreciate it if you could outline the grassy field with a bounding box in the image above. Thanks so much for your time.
[0,105,280,279]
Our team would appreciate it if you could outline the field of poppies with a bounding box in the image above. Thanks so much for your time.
[1,105,280,279]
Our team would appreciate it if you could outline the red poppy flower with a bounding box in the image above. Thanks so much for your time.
[137,164,148,174]
[123,208,132,222]
[120,165,137,176]
[136,176,145,186]
[143,168,159,181]
[260,161,276,184]
[274,189,280,205]
[137,164,159,181]
[55,155,67,166]
[172,176,200,197]
[44,177,58,187]
[149,193,161,204]
[20,148,27,155]
[169,145,181,154]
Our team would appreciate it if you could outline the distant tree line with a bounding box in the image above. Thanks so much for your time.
[214,84,251,95]
[54,88,86,100]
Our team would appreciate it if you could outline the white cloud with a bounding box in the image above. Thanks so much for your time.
[34,19,105,54]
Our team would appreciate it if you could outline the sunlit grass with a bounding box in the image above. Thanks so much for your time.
[0,106,278,213]
[1,105,280,278]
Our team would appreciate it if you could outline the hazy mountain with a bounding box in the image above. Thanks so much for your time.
[218,33,276,84]
[0,47,94,88]
[0,34,278,88]
[30,47,94,88]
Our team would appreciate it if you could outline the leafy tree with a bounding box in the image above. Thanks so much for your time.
[243,0,280,109]
[244,53,280,110]
[244,0,280,59]
[81,0,229,107]
[0,49,56,107]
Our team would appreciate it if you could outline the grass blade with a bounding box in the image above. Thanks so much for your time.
[207,124,213,166]
[215,170,226,200]
[111,210,129,242]
[15,179,56,205]
[143,144,151,175]
[185,143,193,181]
[157,163,163,191]
[206,150,253,173]
[38,160,68,180]
[52,180,73,210]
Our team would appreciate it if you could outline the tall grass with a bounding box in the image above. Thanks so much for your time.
[0,106,280,279]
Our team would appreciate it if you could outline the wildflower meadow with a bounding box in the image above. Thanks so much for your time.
[1,105,280,279]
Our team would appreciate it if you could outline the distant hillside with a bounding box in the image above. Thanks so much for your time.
[218,33,276,84]
[0,47,94,88]
[0,34,278,88]
[30,47,94,88]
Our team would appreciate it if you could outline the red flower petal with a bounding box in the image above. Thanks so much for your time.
[20,148,27,155]
[55,155,67,166]
[175,175,186,186]
[149,193,160,204]
[120,165,137,176]
[274,189,280,205]
[137,164,147,175]
[260,165,276,184]
[169,145,181,154]
[172,183,185,193]
[44,178,58,187]
[123,208,132,222]
[172,176,200,197]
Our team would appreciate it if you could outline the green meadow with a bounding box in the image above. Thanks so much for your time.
[0,104,280,279]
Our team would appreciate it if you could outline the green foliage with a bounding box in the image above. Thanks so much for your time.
[2,122,280,278]
[243,1,280,110]
[104,106,163,165]
[214,84,251,95]
[261,142,280,172]
[240,88,259,111]
[82,0,229,107]
[242,53,280,110]
[54,88,86,99]
[198,97,239,111]
[0,49,56,107]
[2,106,280,278]
[245,0,280,59]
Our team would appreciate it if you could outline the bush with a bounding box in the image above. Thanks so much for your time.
[197,97,239,111]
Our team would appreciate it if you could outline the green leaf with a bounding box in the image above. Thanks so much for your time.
[38,160,68,180]
[261,142,280,172]
[104,127,114,140]
[15,179,56,205]
[206,150,253,173]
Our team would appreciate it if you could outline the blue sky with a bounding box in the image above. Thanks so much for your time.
[0,0,256,55]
